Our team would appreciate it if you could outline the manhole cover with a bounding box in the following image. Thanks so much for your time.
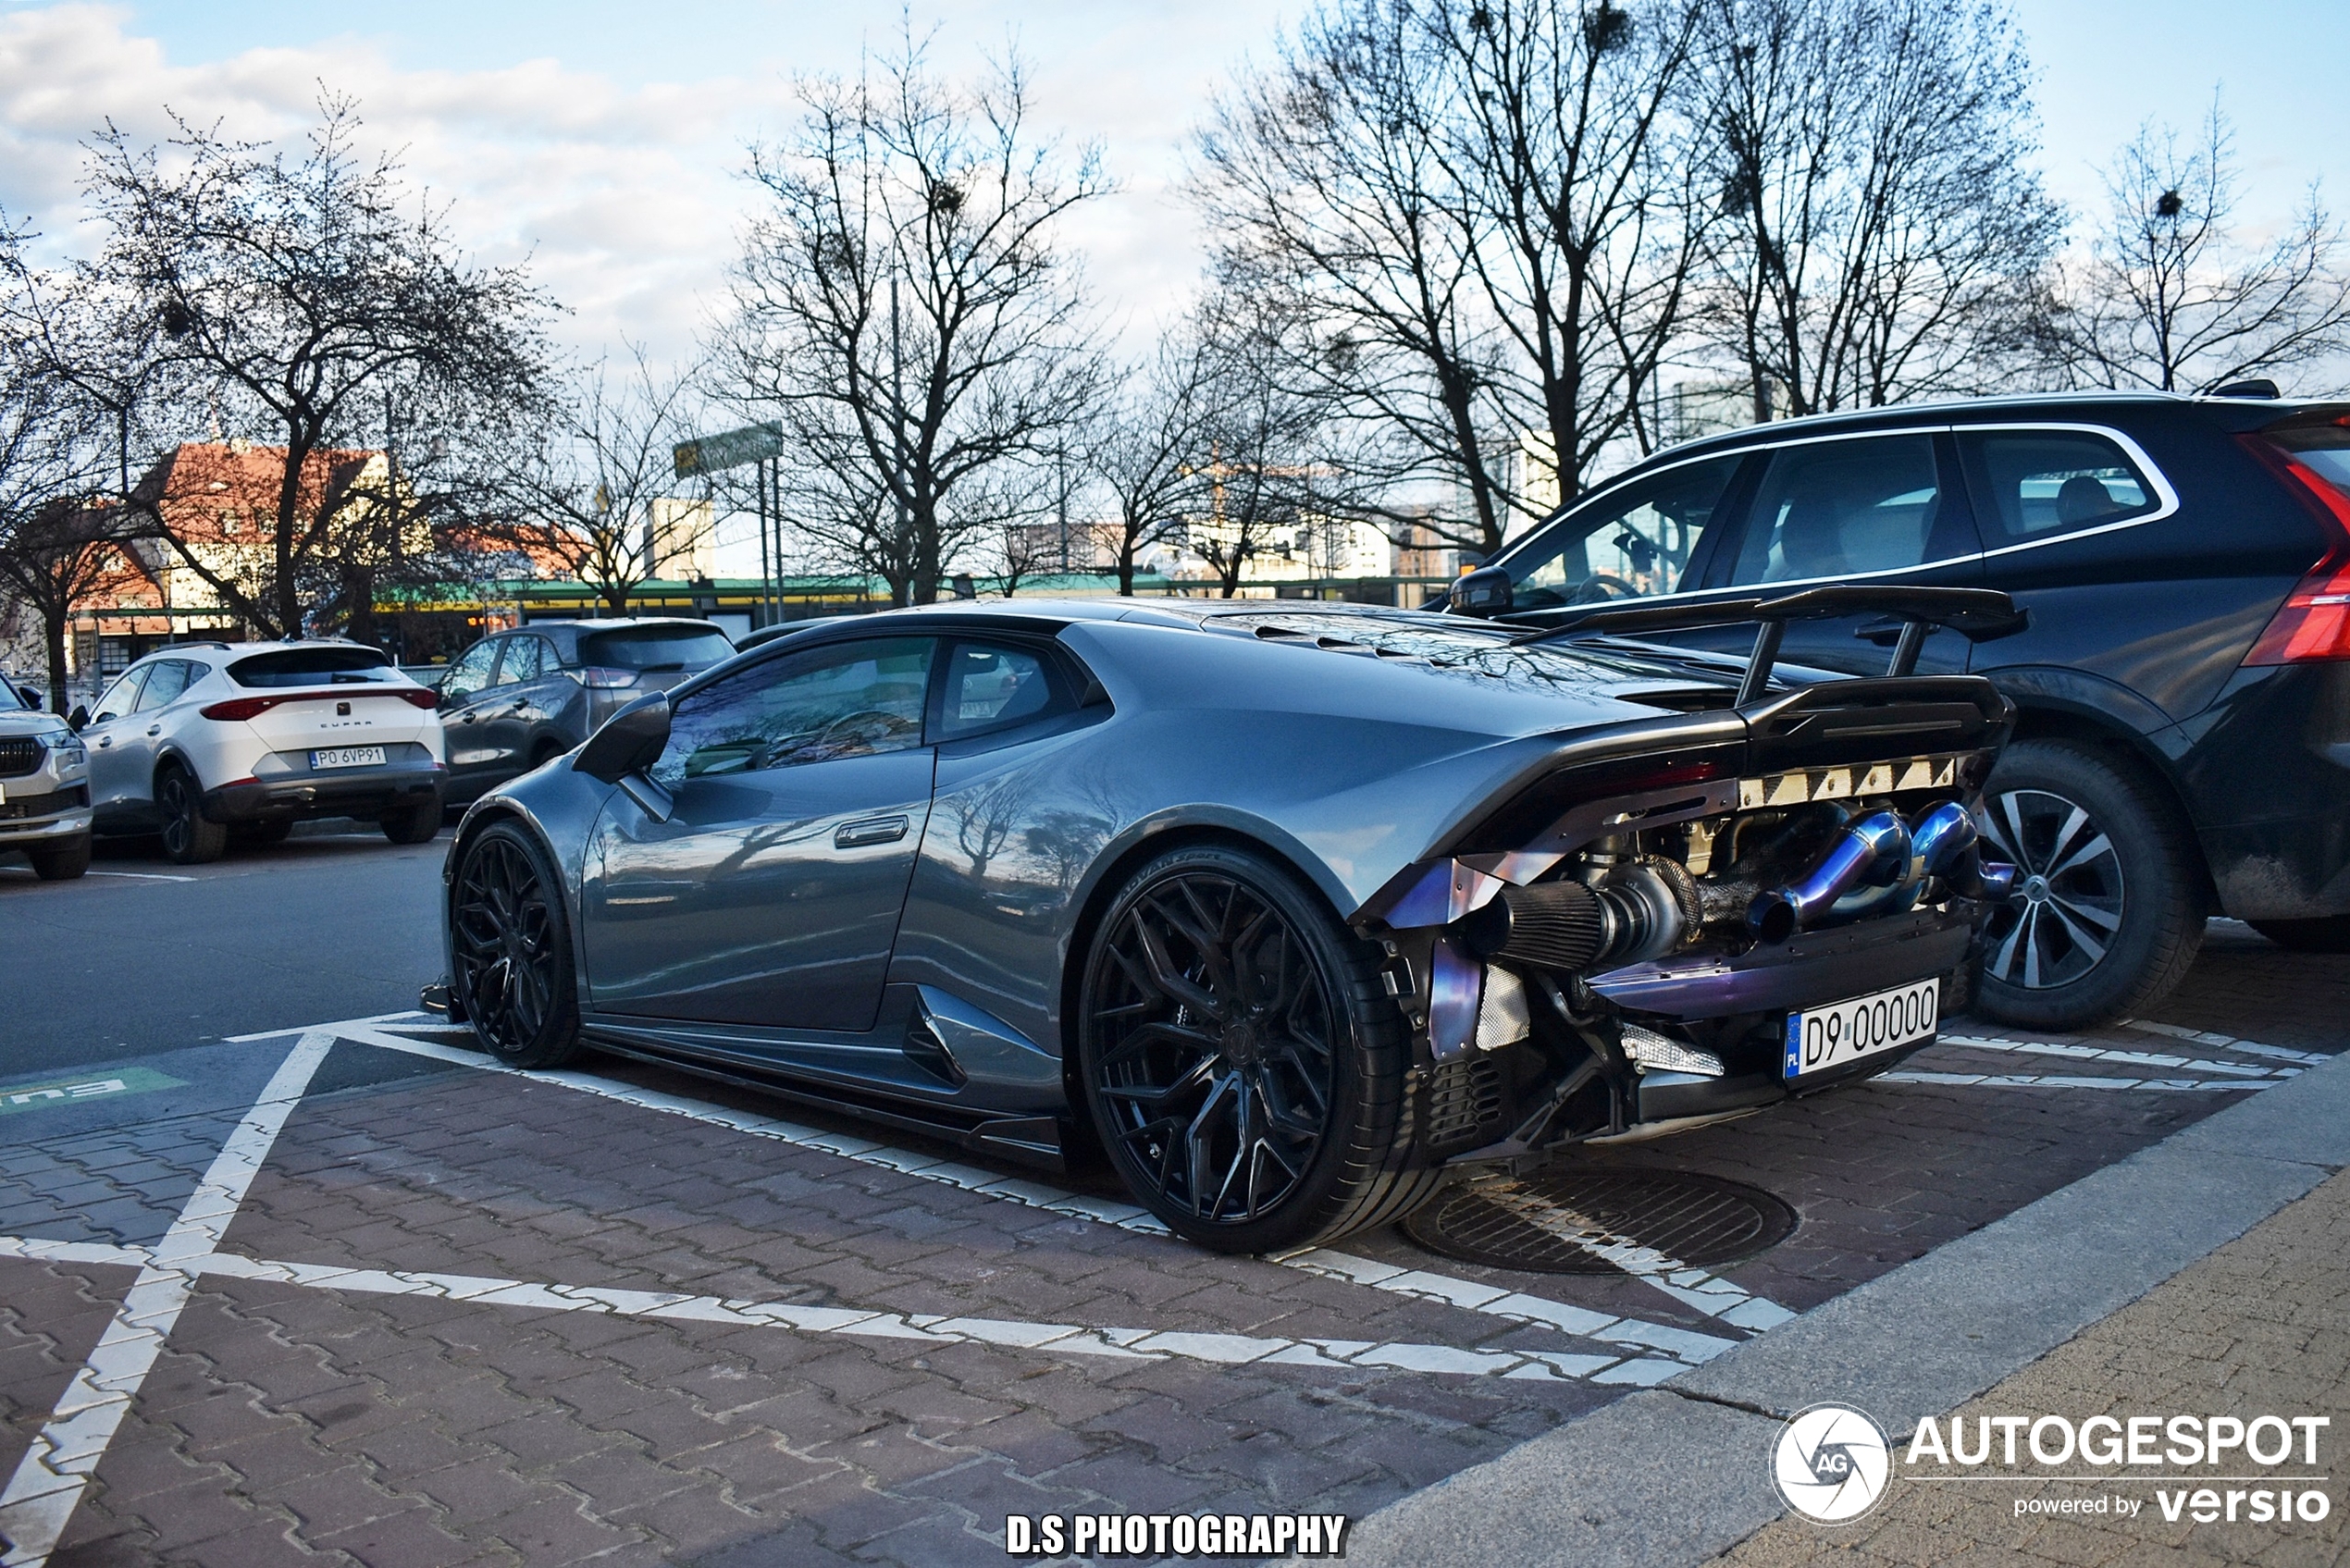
[1402,1168,1797,1275]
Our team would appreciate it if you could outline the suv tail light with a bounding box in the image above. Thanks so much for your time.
[202,688,441,721]
[2239,435,2350,665]
[576,667,638,689]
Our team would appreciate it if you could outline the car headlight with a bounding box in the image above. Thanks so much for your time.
[42,732,85,768]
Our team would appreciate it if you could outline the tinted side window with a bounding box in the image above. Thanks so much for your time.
[1959,429,2158,542]
[134,661,195,710]
[1505,455,1744,609]
[439,640,500,701]
[1729,435,1947,585]
[653,637,933,787]
[937,642,1070,740]
[502,637,551,684]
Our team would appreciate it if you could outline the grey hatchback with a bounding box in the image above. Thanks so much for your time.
[436,619,735,805]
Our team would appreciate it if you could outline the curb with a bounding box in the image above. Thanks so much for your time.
[1335,1048,2350,1567]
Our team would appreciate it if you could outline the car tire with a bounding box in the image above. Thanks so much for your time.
[1973,740,2207,1030]
[26,835,91,881]
[1076,843,1429,1253]
[2245,915,2350,954]
[449,821,582,1068]
[381,799,442,845]
[155,763,228,865]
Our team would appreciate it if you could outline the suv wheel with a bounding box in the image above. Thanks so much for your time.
[155,763,228,865]
[1973,741,2206,1030]
[27,835,91,880]
[381,798,441,845]
[1075,844,1437,1253]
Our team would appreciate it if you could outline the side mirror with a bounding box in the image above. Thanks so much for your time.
[1450,566,1515,619]
[68,704,90,732]
[575,692,672,783]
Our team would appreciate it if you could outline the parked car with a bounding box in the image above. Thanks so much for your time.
[436,619,736,805]
[1443,389,2350,1027]
[429,593,2021,1252]
[72,641,445,863]
[0,679,91,880]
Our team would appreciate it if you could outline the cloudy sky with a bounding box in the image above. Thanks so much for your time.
[6,0,2346,370]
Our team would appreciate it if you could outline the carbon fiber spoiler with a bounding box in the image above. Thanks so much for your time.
[1506,585,2028,702]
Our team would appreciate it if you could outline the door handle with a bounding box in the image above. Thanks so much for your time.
[146,724,161,735]
[835,814,909,849]
[96,735,113,748]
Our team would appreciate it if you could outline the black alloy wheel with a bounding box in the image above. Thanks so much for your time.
[451,821,582,1068]
[1078,845,1432,1253]
[155,764,227,865]
[1973,741,2205,1029]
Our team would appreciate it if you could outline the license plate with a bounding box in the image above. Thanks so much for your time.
[1784,978,1938,1080]
[310,746,386,771]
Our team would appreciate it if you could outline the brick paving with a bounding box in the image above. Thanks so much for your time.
[0,920,2338,1565]
[1719,1166,2350,1568]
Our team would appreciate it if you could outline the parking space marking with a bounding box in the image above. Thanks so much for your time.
[169,1251,1674,1383]
[2122,1019,2331,1065]
[0,1031,333,1568]
[1937,1034,2297,1079]
[1877,1070,2282,1092]
[331,1018,1744,1367]
[79,871,195,883]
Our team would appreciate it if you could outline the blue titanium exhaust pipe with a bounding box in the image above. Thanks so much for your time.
[1747,809,1912,944]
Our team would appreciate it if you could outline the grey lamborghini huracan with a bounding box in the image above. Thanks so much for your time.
[432,590,2022,1253]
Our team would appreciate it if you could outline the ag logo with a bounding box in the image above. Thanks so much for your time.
[1773,1403,1891,1524]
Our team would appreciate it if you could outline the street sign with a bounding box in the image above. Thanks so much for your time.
[674,423,786,478]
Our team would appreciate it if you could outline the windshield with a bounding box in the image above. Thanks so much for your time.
[578,625,735,672]
[229,648,396,688]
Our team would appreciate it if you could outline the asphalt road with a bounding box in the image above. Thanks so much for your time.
[1,824,446,1076]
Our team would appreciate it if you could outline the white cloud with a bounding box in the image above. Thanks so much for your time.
[0,2,1285,374]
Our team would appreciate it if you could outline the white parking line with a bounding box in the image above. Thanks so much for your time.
[333,1019,1741,1367]
[1878,1070,2283,1092]
[1936,1035,2295,1080]
[80,870,196,883]
[0,1031,334,1568]
[2122,1019,2331,1066]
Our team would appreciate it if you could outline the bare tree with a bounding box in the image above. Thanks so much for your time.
[489,347,716,616]
[2042,104,2350,395]
[1087,325,1215,595]
[720,34,1107,606]
[80,97,553,637]
[1698,0,2060,419]
[0,223,161,710]
[1186,291,1336,598]
[1196,0,1713,556]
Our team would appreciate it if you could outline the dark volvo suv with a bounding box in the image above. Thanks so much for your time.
[1446,391,2350,1029]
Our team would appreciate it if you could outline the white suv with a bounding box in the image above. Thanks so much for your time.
[0,683,92,879]
[76,641,448,864]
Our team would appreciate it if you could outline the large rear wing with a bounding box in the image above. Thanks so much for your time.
[1503,585,2028,702]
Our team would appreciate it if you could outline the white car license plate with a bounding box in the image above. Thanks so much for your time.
[1783,978,1938,1081]
[311,746,386,771]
